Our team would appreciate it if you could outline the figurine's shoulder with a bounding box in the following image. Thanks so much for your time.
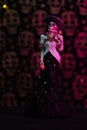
[40,34,48,39]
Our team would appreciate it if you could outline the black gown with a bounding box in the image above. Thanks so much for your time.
[35,51,65,117]
[33,33,69,117]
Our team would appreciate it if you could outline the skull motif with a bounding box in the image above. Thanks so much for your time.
[0,92,17,107]
[17,30,35,55]
[79,15,87,28]
[72,74,87,100]
[61,9,78,37]
[84,98,87,108]
[30,52,40,76]
[2,51,19,76]
[83,25,87,32]
[18,0,36,14]
[47,0,65,15]
[0,31,6,52]
[0,72,5,90]
[32,8,47,35]
[64,0,75,4]
[63,0,77,9]
[3,9,20,34]
[77,0,87,16]
[74,31,87,58]
[16,72,33,98]
[0,18,3,29]
[61,52,76,79]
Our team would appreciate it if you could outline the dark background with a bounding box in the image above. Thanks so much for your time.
[0,0,87,129]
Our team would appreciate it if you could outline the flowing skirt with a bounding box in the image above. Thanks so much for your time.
[35,52,65,117]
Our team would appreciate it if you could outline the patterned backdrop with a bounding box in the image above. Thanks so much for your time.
[0,0,87,116]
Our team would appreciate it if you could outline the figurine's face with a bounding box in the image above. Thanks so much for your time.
[48,21,58,33]
[48,21,58,38]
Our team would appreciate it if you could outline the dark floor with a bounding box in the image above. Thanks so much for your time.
[0,108,87,130]
[0,115,87,130]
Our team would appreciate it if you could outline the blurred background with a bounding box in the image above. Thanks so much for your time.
[0,0,87,117]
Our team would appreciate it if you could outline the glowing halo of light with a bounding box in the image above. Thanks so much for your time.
[2,4,9,10]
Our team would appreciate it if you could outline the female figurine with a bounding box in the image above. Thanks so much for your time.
[36,15,64,117]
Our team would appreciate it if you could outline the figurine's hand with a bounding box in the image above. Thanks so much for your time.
[58,30,62,35]
[40,62,45,70]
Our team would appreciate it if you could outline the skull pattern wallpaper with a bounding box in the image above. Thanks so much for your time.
[0,0,87,119]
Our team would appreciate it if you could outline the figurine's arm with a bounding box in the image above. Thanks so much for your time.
[39,34,48,70]
[55,34,64,52]
[40,48,44,65]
